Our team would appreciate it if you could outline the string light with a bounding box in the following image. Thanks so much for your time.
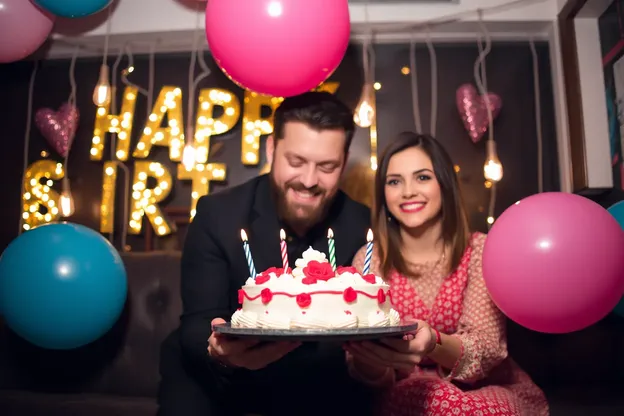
[100,161,118,233]
[354,83,376,129]
[93,64,112,107]
[21,160,64,230]
[483,140,503,182]
[91,86,138,161]
[373,82,382,90]
[178,163,227,220]
[59,178,75,217]
[132,87,184,161]
[401,66,410,75]
[129,161,175,236]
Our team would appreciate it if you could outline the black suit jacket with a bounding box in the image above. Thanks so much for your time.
[178,174,371,370]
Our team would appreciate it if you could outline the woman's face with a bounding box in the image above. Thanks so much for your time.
[384,146,442,230]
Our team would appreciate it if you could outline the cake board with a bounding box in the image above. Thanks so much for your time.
[213,321,418,342]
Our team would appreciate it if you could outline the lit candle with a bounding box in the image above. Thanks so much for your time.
[240,229,257,278]
[363,229,374,275]
[280,229,289,270]
[327,228,337,271]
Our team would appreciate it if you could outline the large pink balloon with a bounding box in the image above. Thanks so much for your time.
[0,0,55,63]
[205,0,350,97]
[482,192,624,334]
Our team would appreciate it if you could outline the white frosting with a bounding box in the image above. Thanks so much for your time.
[232,247,401,329]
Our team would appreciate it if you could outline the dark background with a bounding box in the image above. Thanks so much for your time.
[0,41,558,253]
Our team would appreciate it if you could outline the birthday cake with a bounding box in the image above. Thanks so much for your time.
[231,247,401,329]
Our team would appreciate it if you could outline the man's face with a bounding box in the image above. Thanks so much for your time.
[267,121,347,232]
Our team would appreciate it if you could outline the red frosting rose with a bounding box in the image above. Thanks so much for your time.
[238,289,245,305]
[261,288,273,304]
[336,266,358,274]
[377,288,386,304]
[343,287,357,303]
[302,277,317,285]
[255,274,271,285]
[303,260,335,281]
[362,273,376,284]
[296,293,312,308]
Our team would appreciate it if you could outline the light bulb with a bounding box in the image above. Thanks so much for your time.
[483,140,503,182]
[354,84,376,128]
[93,64,112,107]
[60,179,74,217]
[182,144,197,171]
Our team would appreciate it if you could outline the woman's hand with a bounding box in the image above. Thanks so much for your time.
[344,320,436,373]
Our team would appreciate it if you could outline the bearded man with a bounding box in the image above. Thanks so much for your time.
[157,92,373,416]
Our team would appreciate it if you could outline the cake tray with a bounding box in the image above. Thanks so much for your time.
[212,321,418,342]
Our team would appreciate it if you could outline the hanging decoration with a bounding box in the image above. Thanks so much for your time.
[455,83,502,143]
[34,103,79,158]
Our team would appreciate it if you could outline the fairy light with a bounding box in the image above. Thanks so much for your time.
[240,82,339,165]
[100,161,118,233]
[128,161,175,236]
[132,87,184,161]
[21,160,64,230]
[483,140,503,182]
[241,91,283,165]
[91,86,138,161]
[195,88,241,163]
[178,163,227,220]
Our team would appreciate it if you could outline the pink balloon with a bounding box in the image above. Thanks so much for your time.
[0,0,55,63]
[482,192,624,334]
[205,0,350,97]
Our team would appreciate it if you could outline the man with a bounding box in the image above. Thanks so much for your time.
[158,92,372,416]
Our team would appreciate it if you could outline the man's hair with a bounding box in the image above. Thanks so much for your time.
[273,91,355,152]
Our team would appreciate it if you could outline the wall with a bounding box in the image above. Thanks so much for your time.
[0,42,557,253]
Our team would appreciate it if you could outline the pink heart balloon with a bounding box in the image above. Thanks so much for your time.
[456,84,502,143]
[35,103,79,157]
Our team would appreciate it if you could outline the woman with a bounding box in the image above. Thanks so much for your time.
[345,132,549,416]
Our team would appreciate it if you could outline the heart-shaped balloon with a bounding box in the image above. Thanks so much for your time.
[35,103,79,157]
[456,84,502,143]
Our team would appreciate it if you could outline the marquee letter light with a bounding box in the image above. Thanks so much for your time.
[194,88,241,164]
[21,160,64,230]
[128,161,176,236]
[133,87,185,161]
[100,161,118,233]
[91,86,138,161]
[240,82,340,165]
[177,163,227,220]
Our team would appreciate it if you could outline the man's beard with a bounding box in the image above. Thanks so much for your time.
[269,173,334,233]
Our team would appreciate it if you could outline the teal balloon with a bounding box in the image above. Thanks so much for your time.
[0,223,127,349]
[33,0,112,18]
[607,200,624,318]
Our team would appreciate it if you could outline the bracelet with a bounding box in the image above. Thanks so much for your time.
[425,327,442,355]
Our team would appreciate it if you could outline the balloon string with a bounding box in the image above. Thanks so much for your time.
[529,38,543,193]
[18,61,39,236]
[409,34,422,134]
[425,28,438,137]
[63,45,80,192]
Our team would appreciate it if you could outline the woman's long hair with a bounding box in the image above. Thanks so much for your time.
[373,132,471,278]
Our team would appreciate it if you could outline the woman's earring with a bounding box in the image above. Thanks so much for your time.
[387,216,392,222]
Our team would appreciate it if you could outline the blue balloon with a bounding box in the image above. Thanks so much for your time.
[0,223,127,349]
[33,0,112,18]
[607,200,624,318]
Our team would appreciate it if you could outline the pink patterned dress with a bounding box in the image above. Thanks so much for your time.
[352,232,549,416]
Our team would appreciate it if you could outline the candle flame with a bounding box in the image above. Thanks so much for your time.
[241,229,248,242]
[327,228,334,239]
[367,229,373,242]
[280,229,286,240]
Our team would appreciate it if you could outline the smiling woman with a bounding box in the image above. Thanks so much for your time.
[348,132,549,416]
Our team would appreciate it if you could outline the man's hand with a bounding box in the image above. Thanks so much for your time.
[208,318,302,370]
